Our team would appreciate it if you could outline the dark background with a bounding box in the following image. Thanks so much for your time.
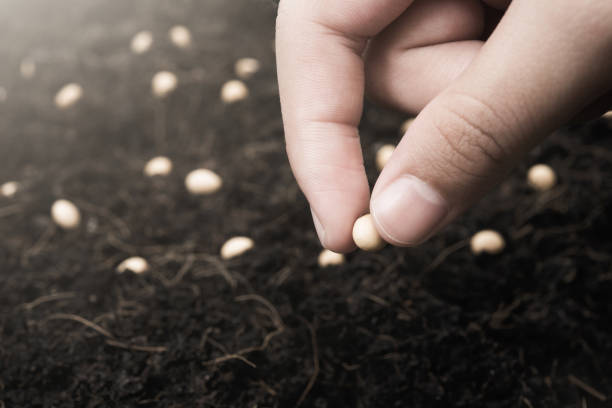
[1,0,611,407]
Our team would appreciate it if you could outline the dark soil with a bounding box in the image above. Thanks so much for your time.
[1,1,611,407]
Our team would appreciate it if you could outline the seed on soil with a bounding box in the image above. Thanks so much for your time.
[376,144,395,171]
[470,230,505,255]
[116,256,149,274]
[353,214,386,251]
[235,58,260,79]
[51,199,81,229]
[400,118,414,134]
[221,236,254,260]
[169,25,192,48]
[152,71,177,98]
[130,30,153,54]
[318,249,345,267]
[185,168,222,195]
[1,181,19,198]
[54,83,83,109]
[527,164,556,192]
[144,156,173,177]
[20,59,36,79]
[220,80,248,103]
[603,111,612,121]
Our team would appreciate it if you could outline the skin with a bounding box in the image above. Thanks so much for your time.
[276,0,612,253]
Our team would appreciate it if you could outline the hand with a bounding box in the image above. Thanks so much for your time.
[276,0,612,252]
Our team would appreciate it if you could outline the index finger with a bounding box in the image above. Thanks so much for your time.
[276,0,412,252]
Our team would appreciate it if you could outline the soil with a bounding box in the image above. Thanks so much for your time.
[1,1,612,407]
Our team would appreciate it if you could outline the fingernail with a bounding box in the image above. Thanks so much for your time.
[371,175,448,245]
[310,208,326,247]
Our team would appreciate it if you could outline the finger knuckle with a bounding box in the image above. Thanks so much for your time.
[431,92,512,179]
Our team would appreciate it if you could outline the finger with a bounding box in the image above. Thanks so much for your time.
[276,0,413,252]
[370,0,612,246]
[366,0,484,114]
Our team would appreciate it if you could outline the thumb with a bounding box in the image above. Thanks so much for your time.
[370,0,612,246]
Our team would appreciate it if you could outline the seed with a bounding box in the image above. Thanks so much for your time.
[220,80,248,103]
[20,59,36,79]
[185,168,222,195]
[1,181,19,198]
[116,256,149,274]
[400,118,414,134]
[235,58,260,79]
[376,144,395,171]
[51,199,81,229]
[151,71,177,98]
[317,249,345,267]
[169,25,192,48]
[131,30,153,54]
[470,230,505,255]
[55,83,83,109]
[603,111,612,121]
[220,236,254,260]
[144,156,173,177]
[352,214,386,251]
[527,164,556,191]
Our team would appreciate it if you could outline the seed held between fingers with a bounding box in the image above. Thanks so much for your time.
[317,249,345,267]
[352,214,386,251]
[375,144,395,171]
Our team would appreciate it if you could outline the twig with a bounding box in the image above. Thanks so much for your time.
[202,354,256,368]
[296,318,319,407]
[568,375,607,402]
[159,254,195,287]
[22,292,76,311]
[235,294,284,329]
[423,239,469,274]
[105,339,167,353]
[45,313,114,339]
[521,397,534,408]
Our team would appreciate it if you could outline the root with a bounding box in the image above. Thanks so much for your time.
[296,318,319,407]
[22,292,76,311]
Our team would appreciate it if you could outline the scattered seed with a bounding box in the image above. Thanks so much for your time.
[470,230,505,255]
[353,214,386,251]
[220,79,248,104]
[169,25,192,48]
[20,59,36,79]
[130,30,153,54]
[185,168,222,195]
[376,144,395,171]
[151,71,177,98]
[221,236,254,260]
[144,156,173,177]
[527,164,556,192]
[317,249,345,267]
[54,83,83,109]
[51,199,81,229]
[116,256,149,274]
[400,118,414,134]
[235,58,260,79]
[1,181,19,198]
[603,111,612,120]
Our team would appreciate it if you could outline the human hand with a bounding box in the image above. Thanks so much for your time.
[276,0,612,252]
